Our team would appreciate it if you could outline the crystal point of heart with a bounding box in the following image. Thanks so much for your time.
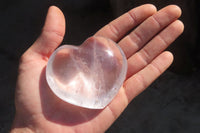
[46,37,127,109]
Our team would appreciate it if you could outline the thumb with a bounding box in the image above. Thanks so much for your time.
[30,6,66,58]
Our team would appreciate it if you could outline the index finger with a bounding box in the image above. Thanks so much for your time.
[94,4,157,42]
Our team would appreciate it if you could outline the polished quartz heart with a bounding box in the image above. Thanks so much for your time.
[46,36,127,109]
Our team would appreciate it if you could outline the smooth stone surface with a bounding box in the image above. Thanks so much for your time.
[46,37,127,109]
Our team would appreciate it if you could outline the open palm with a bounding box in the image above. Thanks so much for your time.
[11,4,183,133]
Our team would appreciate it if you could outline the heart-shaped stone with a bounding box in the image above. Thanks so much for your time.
[46,36,127,109]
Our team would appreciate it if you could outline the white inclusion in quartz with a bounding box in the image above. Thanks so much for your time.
[46,36,127,109]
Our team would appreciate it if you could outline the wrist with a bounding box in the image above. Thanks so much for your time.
[10,128,33,133]
[10,115,34,133]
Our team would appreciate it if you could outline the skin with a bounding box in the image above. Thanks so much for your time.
[11,4,184,133]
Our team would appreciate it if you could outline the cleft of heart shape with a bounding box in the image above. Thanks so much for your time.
[46,36,127,109]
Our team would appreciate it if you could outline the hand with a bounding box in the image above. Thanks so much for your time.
[11,4,183,133]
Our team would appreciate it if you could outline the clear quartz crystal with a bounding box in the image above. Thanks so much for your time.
[46,37,127,109]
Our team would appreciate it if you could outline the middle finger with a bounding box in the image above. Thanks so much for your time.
[119,5,182,58]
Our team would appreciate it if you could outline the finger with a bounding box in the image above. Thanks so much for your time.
[94,4,157,42]
[29,6,65,58]
[105,51,173,121]
[124,51,173,102]
[119,5,182,58]
[126,20,184,78]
